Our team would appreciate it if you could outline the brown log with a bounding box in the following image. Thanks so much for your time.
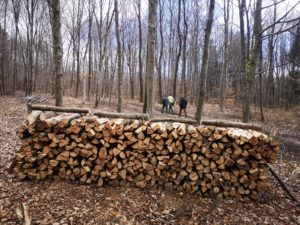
[201,120,263,131]
[149,117,199,125]
[29,104,90,114]
[94,110,149,120]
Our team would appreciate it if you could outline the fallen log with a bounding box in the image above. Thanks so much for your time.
[267,164,298,202]
[149,117,199,125]
[266,127,298,202]
[28,104,91,114]
[201,120,263,131]
[94,110,149,120]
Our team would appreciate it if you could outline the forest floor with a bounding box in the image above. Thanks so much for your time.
[0,94,299,224]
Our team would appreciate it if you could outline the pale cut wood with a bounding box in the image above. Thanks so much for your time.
[28,111,42,125]
[22,203,31,225]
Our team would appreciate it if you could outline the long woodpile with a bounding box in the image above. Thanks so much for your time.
[11,112,280,199]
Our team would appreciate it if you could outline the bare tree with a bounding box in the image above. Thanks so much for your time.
[48,0,64,106]
[195,0,215,121]
[135,0,144,102]
[172,0,182,99]
[145,0,158,116]
[157,0,164,102]
[242,0,262,122]
[95,0,114,108]
[266,1,277,107]
[238,0,247,106]
[0,0,8,95]
[258,40,264,121]
[75,1,83,98]
[12,0,21,96]
[87,0,94,101]
[181,0,188,98]
[219,0,230,111]
[115,0,122,112]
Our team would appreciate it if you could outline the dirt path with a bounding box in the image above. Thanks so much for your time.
[0,95,299,224]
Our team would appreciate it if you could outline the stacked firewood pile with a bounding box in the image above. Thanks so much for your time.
[11,111,280,199]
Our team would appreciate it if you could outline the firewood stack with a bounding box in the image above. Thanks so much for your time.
[12,112,280,199]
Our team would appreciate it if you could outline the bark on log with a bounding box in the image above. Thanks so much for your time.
[29,104,90,114]
[94,111,149,120]
[201,120,263,131]
[267,164,298,202]
[149,117,199,125]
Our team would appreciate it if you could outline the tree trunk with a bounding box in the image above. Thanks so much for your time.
[87,0,93,101]
[220,0,229,112]
[0,0,8,95]
[49,0,64,106]
[12,0,21,96]
[157,0,164,102]
[172,0,182,99]
[75,1,82,98]
[194,0,215,122]
[181,0,188,98]
[137,0,144,102]
[115,0,122,112]
[258,43,264,121]
[266,3,277,107]
[145,0,158,117]
[238,0,247,105]
[242,0,262,122]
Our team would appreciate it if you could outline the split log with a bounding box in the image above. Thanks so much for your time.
[11,114,280,200]
[27,111,42,125]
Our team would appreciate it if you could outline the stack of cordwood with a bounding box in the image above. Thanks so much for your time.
[12,111,280,199]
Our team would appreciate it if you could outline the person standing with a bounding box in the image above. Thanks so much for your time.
[162,96,169,113]
[168,95,175,114]
[179,96,188,117]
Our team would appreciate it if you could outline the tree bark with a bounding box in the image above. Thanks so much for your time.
[75,1,83,98]
[145,0,158,117]
[157,0,164,102]
[242,0,262,122]
[48,0,64,106]
[239,0,247,106]
[181,0,188,98]
[87,0,93,101]
[136,0,144,102]
[0,0,8,95]
[220,0,230,112]
[194,0,215,122]
[115,0,122,112]
[172,0,182,99]
[258,42,264,121]
[266,2,277,107]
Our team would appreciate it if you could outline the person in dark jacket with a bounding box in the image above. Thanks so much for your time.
[179,97,187,117]
[162,96,169,113]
